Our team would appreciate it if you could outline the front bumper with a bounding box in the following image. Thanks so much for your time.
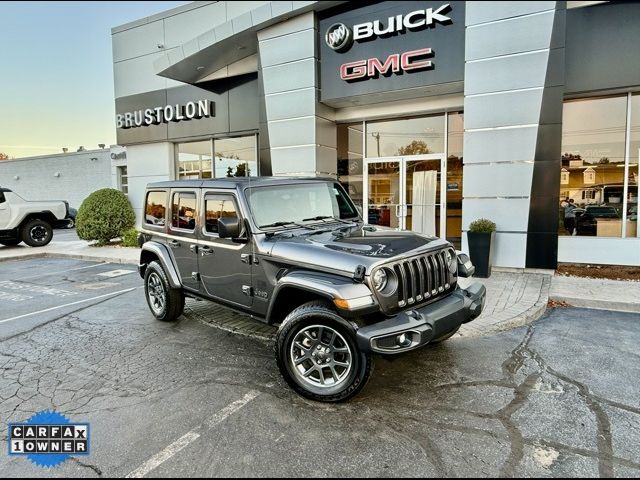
[356,282,486,354]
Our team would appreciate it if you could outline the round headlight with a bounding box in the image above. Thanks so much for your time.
[372,269,388,291]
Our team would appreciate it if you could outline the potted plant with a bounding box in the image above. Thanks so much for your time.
[467,218,496,278]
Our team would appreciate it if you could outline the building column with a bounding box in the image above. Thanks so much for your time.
[462,1,566,269]
[257,12,336,177]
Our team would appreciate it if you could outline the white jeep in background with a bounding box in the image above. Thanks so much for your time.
[0,187,72,247]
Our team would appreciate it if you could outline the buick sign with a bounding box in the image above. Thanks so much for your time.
[324,3,452,53]
[325,23,353,52]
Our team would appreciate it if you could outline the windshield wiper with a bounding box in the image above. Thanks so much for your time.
[259,221,312,230]
[302,215,355,225]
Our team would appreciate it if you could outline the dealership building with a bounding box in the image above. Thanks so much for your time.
[112,0,640,268]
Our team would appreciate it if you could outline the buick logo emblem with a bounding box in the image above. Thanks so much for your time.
[325,23,353,52]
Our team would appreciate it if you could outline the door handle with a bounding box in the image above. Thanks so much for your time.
[395,204,401,218]
[200,246,214,256]
[189,244,198,254]
[168,239,180,248]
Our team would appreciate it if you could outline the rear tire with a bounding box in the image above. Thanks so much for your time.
[144,261,184,322]
[275,301,372,403]
[21,219,53,247]
[0,238,21,246]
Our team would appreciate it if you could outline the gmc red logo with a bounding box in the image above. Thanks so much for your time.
[339,48,434,82]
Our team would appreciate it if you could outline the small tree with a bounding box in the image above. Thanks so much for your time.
[76,188,135,246]
[397,140,431,156]
[0,152,9,160]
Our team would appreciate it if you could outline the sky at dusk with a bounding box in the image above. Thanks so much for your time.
[0,1,189,159]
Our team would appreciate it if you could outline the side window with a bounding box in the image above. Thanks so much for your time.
[145,191,166,226]
[0,192,5,204]
[171,192,197,231]
[204,195,238,235]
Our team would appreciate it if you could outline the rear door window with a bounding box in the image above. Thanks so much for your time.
[145,191,166,226]
[171,192,197,231]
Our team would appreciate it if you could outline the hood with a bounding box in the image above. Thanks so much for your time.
[266,224,450,275]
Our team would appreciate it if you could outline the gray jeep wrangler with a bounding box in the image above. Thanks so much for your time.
[138,177,485,402]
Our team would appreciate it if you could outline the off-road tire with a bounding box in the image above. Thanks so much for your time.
[275,300,372,403]
[144,261,185,322]
[21,219,53,247]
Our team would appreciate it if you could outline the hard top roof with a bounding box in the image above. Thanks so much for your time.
[146,176,337,189]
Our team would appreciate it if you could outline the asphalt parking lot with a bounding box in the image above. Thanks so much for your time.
[1,257,639,477]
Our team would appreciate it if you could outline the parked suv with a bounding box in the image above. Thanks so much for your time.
[138,178,486,402]
[0,187,71,247]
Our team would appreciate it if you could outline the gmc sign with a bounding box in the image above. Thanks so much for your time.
[340,48,433,81]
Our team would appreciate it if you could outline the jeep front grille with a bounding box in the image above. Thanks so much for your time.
[391,250,455,308]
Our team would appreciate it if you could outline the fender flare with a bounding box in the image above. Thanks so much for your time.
[266,270,373,324]
[139,241,181,288]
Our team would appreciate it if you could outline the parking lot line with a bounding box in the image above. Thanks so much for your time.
[125,391,260,478]
[17,261,109,281]
[0,287,138,324]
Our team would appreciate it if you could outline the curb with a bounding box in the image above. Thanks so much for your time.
[0,251,139,266]
[547,295,640,314]
[0,252,46,263]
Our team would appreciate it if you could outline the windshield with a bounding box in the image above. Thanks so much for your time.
[246,182,359,228]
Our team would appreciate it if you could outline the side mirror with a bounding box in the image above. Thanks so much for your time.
[457,253,475,278]
[218,216,241,239]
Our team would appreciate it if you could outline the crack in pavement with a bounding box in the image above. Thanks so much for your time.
[71,457,103,477]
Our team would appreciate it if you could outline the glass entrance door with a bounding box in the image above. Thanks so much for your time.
[405,157,442,237]
[365,155,445,237]
[366,159,402,229]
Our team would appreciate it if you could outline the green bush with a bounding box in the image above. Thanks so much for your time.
[121,228,139,247]
[469,218,497,233]
[76,188,136,245]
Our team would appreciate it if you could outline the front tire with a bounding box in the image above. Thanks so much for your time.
[21,219,53,247]
[144,261,184,322]
[275,301,372,402]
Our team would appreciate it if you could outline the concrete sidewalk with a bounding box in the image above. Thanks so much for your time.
[0,235,140,265]
[457,271,551,337]
[550,275,640,313]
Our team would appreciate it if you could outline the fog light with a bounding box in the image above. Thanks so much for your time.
[396,332,412,347]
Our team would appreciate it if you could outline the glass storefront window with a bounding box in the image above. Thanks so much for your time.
[559,96,628,237]
[446,112,464,248]
[177,141,212,180]
[365,115,444,158]
[177,136,258,180]
[215,136,257,178]
[337,123,364,208]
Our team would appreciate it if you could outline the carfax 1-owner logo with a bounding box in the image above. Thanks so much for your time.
[8,410,90,468]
